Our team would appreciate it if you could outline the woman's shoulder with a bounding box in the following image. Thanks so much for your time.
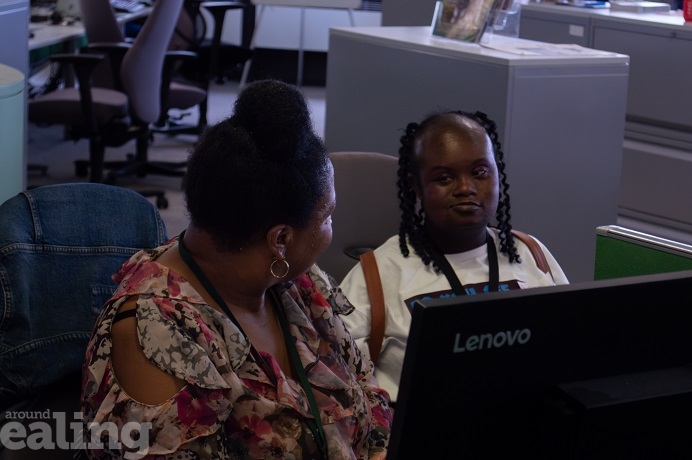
[306,264,354,315]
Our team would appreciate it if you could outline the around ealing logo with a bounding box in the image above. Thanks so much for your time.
[1,410,151,458]
[453,328,532,352]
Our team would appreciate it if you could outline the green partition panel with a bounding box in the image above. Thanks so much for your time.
[594,225,692,280]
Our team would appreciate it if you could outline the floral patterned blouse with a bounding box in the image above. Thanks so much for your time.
[81,237,392,459]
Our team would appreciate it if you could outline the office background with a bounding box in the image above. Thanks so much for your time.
[2,0,692,282]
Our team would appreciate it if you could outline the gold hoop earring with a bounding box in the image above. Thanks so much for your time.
[270,258,290,279]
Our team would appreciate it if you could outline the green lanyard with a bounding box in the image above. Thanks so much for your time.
[177,232,328,460]
[272,290,329,460]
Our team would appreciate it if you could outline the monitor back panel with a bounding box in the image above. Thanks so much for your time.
[389,271,692,459]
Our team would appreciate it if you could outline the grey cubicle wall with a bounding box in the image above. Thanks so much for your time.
[0,0,28,76]
[519,4,692,132]
[0,0,28,194]
[519,3,692,234]
[0,65,25,204]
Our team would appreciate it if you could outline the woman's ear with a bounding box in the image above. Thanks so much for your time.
[266,224,292,260]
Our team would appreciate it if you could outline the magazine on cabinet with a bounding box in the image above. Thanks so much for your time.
[431,0,504,43]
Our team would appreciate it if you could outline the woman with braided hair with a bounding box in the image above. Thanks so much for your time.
[340,109,569,404]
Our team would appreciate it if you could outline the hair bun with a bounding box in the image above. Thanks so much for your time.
[232,80,317,161]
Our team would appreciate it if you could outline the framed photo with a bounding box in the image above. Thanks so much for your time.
[431,0,502,43]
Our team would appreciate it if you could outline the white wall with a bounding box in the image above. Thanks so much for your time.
[212,7,381,52]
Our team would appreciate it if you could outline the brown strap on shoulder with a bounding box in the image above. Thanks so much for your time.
[359,250,385,366]
[510,229,553,278]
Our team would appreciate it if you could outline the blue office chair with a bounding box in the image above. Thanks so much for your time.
[0,183,168,459]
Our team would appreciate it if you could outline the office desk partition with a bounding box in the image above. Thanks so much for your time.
[29,22,86,70]
[325,27,630,283]
[0,64,25,204]
[0,0,28,192]
[519,3,692,236]
[594,224,692,280]
[1,0,29,76]
[29,22,83,51]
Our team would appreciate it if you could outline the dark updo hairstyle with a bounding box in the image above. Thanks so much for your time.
[397,109,521,273]
[184,79,331,251]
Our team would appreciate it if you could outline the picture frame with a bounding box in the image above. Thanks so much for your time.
[431,0,503,43]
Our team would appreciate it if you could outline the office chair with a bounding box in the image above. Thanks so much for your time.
[316,151,400,282]
[28,0,185,207]
[177,1,254,85]
[0,182,168,459]
[79,0,208,138]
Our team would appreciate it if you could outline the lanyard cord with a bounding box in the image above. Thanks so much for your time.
[433,230,499,296]
[176,232,328,460]
[272,290,329,460]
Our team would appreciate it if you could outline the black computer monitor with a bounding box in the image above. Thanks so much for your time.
[389,270,692,459]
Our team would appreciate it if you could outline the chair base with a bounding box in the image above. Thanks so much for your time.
[74,157,185,209]
[151,118,205,137]
[134,189,169,209]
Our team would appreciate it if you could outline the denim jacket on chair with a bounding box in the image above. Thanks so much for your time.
[0,183,168,408]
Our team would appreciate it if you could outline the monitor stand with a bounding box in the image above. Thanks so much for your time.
[539,365,692,458]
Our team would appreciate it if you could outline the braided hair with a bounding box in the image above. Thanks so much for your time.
[397,109,520,273]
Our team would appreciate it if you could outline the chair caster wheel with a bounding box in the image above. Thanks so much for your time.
[75,161,89,177]
[156,196,168,209]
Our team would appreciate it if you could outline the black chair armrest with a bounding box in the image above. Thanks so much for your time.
[45,53,107,137]
[47,53,106,88]
[83,42,132,91]
[161,50,205,104]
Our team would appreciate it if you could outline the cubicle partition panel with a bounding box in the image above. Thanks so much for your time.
[595,225,692,280]
[0,64,25,204]
[0,0,28,195]
[0,0,28,76]
[519,3,692,235]
[325,27,629,282]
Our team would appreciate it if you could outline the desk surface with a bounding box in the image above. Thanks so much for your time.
[330,26,629,66]
[28,8,149,51]
[522,2,689,27]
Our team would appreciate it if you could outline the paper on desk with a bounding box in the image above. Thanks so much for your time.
[480,42,618,56]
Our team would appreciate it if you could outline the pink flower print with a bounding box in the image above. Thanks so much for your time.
[176,389,219,426]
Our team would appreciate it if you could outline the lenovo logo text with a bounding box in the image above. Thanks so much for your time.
[453,329,531,352]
